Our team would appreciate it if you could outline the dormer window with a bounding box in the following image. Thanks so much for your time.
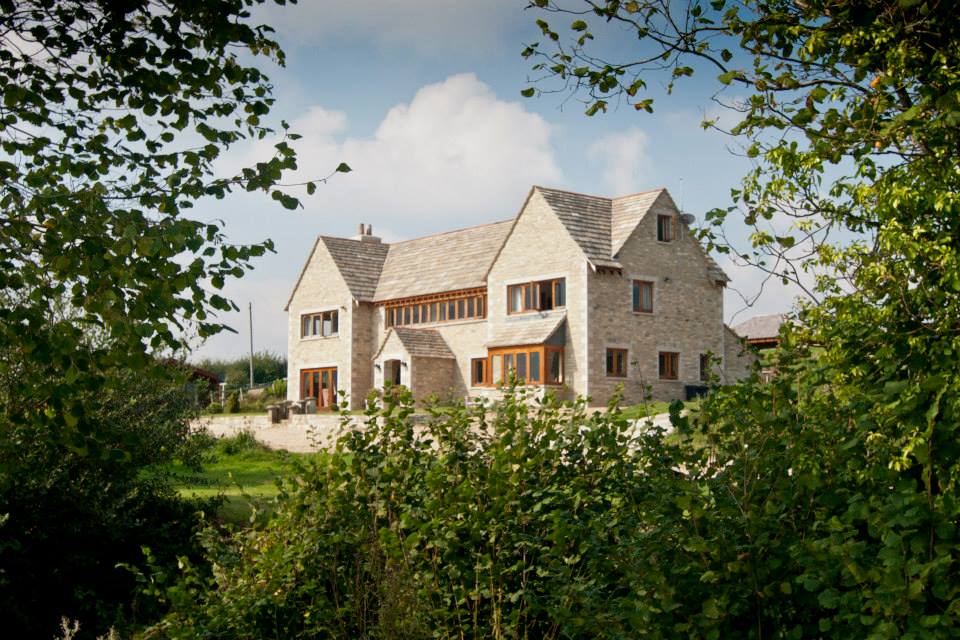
[657,215,675,242]
[301,310,338,338]
[507,278,565,314]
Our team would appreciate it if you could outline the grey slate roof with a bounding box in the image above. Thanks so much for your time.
[732,314,787,341]
[611,189,665,256]
[376,327,455,359]
[537,188,616,268]
[320,237,389,301]
[487,314,566,348]
[373,221,513,301]
[286,185,730,308]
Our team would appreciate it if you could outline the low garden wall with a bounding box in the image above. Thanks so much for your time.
[191,413,357,453]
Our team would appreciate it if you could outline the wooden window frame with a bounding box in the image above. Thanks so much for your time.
[301,309,339,338]
[471,357,488,387]
[482,345,563,386]
[657,214,675,242]
[381,288,487,328]
[507,278,566,315]
[659,351,679,380]
[606,348,628,378]
[632,280,654,313]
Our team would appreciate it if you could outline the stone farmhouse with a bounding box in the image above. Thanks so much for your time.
[284,186,755,410]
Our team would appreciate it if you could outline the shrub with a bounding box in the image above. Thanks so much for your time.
[215,430,263,457]
[205,402,222,414]
[145,388,680,638]
[225,392,240,414]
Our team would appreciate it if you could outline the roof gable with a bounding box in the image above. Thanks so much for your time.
[283,236,388,310]
[611,189,667,257]
[321,237,389,300]
[535,187,618,269]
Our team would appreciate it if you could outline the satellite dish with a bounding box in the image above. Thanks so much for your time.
[679,212,696,225]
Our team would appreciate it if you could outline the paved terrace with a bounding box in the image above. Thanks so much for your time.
[193,410,675,454]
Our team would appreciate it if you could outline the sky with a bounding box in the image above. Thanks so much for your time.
[189,0,804,362]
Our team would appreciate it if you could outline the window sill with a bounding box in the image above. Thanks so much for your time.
[632,310,654,316]
[472,382,562,388]
[300,334,340,342]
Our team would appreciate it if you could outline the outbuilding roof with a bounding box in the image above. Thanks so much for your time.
[732,314,788,341]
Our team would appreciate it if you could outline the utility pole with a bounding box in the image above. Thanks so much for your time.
[248,302,254,388]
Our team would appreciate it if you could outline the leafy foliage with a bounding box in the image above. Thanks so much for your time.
[146,365,960,638]
[0,0,329,451]
[0,353,212,639]
[524,1,960,636]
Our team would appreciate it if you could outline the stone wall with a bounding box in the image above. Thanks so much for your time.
[485,189,588,400]
[722,325,758,383]
[410,356,457,405]
[286,242,357,407]
[587,192,726,403]
[351,301,377,408]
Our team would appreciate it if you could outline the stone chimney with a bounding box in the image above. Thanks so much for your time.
[352,222,381,243]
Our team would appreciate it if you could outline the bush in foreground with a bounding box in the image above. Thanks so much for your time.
[143,362,959,638]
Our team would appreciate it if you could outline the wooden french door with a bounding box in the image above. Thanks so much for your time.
[300,367,338,410]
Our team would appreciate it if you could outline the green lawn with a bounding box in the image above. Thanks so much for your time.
[168,432,314,524]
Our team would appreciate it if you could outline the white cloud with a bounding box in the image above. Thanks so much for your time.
[189,276,291,362]
[226,73,562,229]
[587,127,652,195]
[252,0,522,55]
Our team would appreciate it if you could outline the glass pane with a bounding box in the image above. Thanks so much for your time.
[413,305,420,323]
[504,354,514,379]
[548,351,562,384]
[606,350,614,375]
[555,280,565,307]
[529,351,540,382]
[313,372,320,396]
[524,285,533,310]
[448,301,457,319]
[541,282,553,309]
[430,303,437,322]
[403,306,411,325]
[492,355,502,384]
[457,299,465,318]
[313,316,322,335]
[467,297,475,317]
[332,370,337,391]
[439,303,447,321]
[478,297,485,317]
[517,352,527,381]
[632,281,640,311]
[511,286,522,312]
[331,311,338,334]
[643,284,652,311]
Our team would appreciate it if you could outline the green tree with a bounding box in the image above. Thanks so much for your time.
[0,0,345,447]
[523,1,960,636]
[0,1,340,636]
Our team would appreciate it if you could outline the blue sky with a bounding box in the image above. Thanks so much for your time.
[190,0,801,362]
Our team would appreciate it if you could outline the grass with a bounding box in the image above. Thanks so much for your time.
[618,399,700,421]
[169,432,314,524]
